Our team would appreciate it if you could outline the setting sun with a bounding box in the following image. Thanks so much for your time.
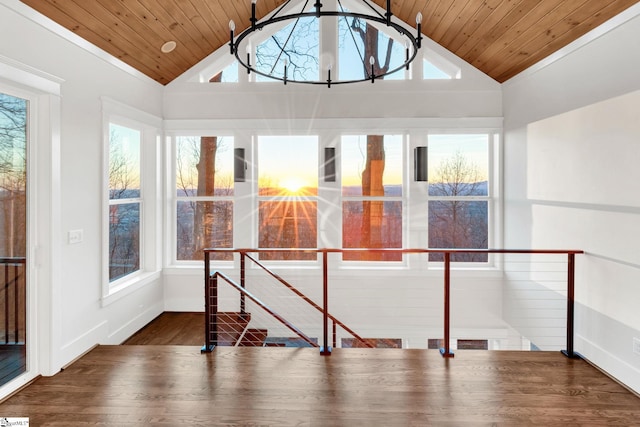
[279,177,306,194]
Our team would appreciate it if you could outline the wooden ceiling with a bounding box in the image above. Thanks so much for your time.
[20,0,640,85]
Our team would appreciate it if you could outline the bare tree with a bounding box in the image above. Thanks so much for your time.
[108,127,137,199]
[108,126,140,280]
[256,18,319,81]
[175,128,233,261]
[429,151,488,262]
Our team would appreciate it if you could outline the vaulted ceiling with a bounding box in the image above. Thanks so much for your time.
[20,0,640,85]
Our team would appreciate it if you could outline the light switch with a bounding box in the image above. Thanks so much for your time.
[68,229,83,244]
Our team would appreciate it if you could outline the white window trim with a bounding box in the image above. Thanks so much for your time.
[339,133,408,266]
[424,131,500,268]
[164,118,502,273]
[255,134,321,265]
[101,97,162,303]
[172,134,236,264]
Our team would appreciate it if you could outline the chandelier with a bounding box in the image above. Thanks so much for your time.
[228,0,423,86]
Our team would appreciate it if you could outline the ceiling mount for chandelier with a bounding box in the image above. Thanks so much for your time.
[228,0,423,86]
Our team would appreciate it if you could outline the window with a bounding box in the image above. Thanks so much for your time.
[258,136,318,260]
[341,135,403,261]
[167,128,497,268]
[457,339,489,350]
[427,134,489,262]
[342,338,402,348]
[256,16,319,82]
[428,339,488,350]
[338,15,406,81]
[103,98,161,297]
[108,123,142,281]
[250,0,408,84]
[175,136,234,261]
[422,50,461,80]
[423,59,452,80]
[209,61,239,83]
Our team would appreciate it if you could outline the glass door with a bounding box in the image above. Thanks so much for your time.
[0,92,28,386]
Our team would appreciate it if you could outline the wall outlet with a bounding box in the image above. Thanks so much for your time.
[633,337,640,356]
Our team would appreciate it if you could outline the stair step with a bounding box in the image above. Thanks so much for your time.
[214,312,251,346]
[240,329,268,347]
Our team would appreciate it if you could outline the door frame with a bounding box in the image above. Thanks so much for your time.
[0,57,63,398]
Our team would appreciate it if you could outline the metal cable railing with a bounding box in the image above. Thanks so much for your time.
[203,248,583,357]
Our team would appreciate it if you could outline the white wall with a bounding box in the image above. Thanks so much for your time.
[0,0,165,389]
[503,7,640,393]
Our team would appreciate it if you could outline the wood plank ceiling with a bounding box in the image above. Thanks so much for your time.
[20,0,640,85]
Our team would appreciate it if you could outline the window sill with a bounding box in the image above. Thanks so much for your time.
[101,270,161,307]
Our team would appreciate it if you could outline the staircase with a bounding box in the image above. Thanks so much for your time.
[216,312,269,347]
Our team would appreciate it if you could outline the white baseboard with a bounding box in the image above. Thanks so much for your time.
[108,301,164,344]
[576,334,640,395]
[59,320,109,371]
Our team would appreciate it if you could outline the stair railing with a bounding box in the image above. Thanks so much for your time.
[204,248,583,358]
[1,257,26,345]
[202,268,318,352]
[240,251,374,349]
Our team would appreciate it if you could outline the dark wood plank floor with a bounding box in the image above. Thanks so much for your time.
[123,312,203,345]
[0,313,638,426]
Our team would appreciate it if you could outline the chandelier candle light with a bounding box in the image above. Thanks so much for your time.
[229,0,423,86]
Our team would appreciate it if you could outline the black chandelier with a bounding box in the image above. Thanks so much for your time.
[228,0,423,86]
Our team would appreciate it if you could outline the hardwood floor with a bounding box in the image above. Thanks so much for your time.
[0,313,639,426]
[123,312,203,345]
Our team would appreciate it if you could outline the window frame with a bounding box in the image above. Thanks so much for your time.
[165,121,501,272]
[255,134,320,264]
[101,98,162,302]
[339,133,407,264]
[173,134,236,264]
[107,122,142,282]
[425,131,498,266]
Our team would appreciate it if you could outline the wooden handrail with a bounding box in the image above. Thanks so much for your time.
[204,248,583,357]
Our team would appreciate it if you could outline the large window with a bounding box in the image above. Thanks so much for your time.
[258,136,318,260]
[104,100,161,296]
[338,16,406,81]
[341,135,403,261]
[175,136,234,261]
[168,129,497,267]
[255,16,319,82]
[427,134,489,262]
[246,1,411,83]
[108,123,142,281]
